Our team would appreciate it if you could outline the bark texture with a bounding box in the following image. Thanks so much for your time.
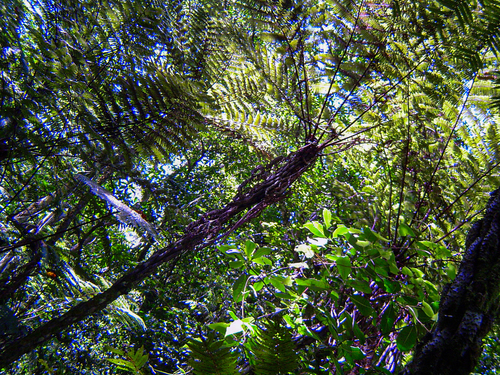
[0,142,320,368]
[402,188,500,375]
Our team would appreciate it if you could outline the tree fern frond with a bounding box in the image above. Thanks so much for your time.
[249,318,299,374]
[187,332,239,375]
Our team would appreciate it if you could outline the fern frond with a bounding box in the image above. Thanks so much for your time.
[249,318,299,374]
[187,332,239,375]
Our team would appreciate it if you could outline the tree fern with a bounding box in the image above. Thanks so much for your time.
[187,331,239,375]
[248,318,299,375]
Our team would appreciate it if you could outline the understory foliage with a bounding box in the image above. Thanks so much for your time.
[2,0,500,374]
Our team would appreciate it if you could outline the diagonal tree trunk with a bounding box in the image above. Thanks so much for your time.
[0,142,320,368]
[401,188,500,375]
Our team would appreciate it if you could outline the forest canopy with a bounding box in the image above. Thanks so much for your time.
[2,0,500,374]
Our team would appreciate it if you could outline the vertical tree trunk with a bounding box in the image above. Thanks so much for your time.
[401,189,500,375]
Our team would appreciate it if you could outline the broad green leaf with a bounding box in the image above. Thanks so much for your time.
[356,240,371,247]
[397,325,418,351]
[270,276,287,292]
[421,301,434,318]
[353,322,366,344]
[233,275,248,303]
[253,247,272,258]
[208,322,229,334]
[347,280,372,294]
[417,240,434,249]
[244,240,257,257]
[382,279,401,293]
[336,256,351,280]
[218,245,234,253]
[333,225,349,238]
[411,268,425,278]
[221,248,244,260]
[107,358,135,370]
[284,276,293,286]
[398,223,416,237]
[297,325,322,341]
[106,345,126,356]
[274,292,295,299]
[351,295,374,317]
[304,221,325,237]
[446,263,457,280]
[323,208,332,229]
[229,261,244,269]
[380,303,396,334]
[373,258,389,277]
[295,278,330,290]
[387,255,400,274]
[252,281,264,292]
[350,346,366,360]
[363,227,389,242]
[402,266,413,277]
[252,257,272,266]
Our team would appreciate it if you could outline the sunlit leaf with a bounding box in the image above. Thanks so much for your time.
[397,325,418,351]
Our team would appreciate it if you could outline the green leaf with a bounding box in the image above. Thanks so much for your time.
[382,279,401,293]
[387,254,400,274]
[411,267,425,278]
[244,240,257,257]
[402,266,413,277]
[347,280,372,294]
[353,322,366,344]
[221,248,244,260]
[380,303,396,334]
[229,261,244,269]
[106,345,126,356]
[304,221,325,237]
[336,256,351,280]
[208,322,229,334]
[350,295,374,317]
[107,358,135,371]
[446,263,457,280]
[333,225,349,238]
[398,223,415,237]
[233,275,248,303]
[253,247,272,258]
[323,208,332,229]
[270,276,287,292]
[356,240,371,247]
[252,257,272,266]
[252,282,264,292]
[295,278,330,290]
[397,325,418,351]
[421,301,434,318]
[363,227,389,242]
[416,240,434,249]
[348,346,365,360]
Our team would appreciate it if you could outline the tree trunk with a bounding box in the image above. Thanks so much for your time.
[0,143,320,368]
[401,188,500,375]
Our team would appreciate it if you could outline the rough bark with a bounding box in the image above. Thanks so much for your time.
[401,188,500,375]
[0,142,320,369]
